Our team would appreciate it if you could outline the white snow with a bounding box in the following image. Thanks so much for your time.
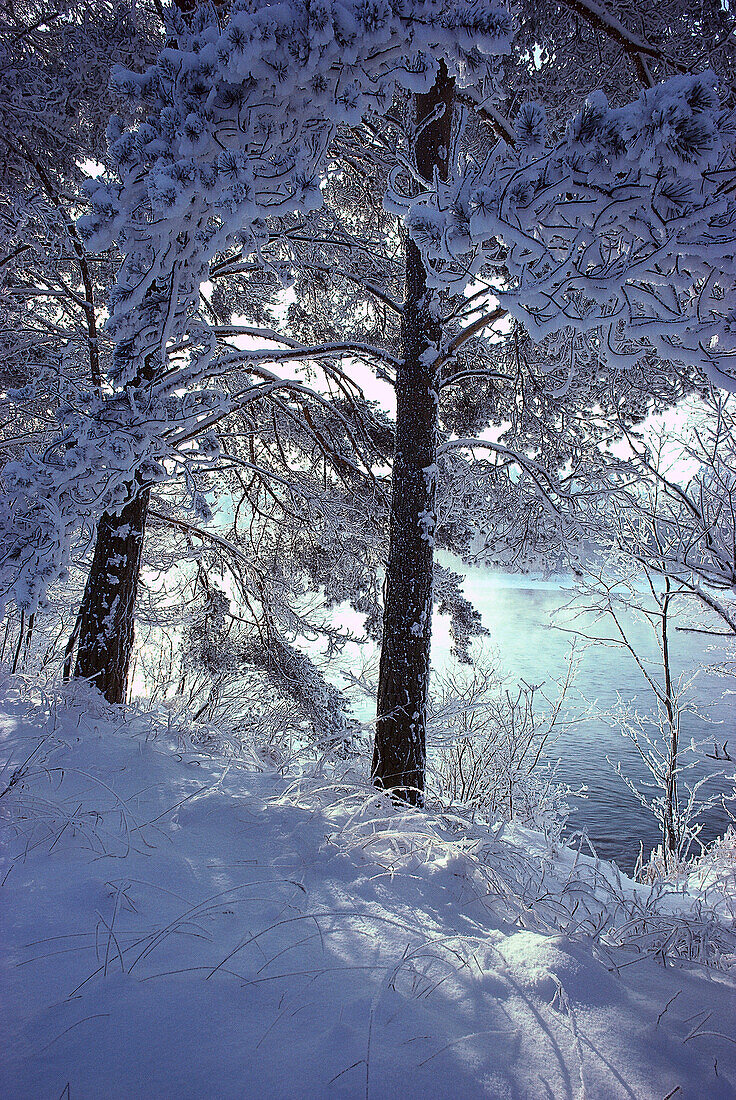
[1,682,735,1099]
[418,509,436,544]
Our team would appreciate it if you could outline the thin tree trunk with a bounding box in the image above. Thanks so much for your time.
[21,612,34,669]
[74,488,150,703]
[661,586,679,863]
[11,610,25,674]
[372,64,454,804]
[0,615,11,663]
[62,606,82,682]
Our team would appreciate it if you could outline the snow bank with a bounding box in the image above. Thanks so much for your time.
[1,682,735,1098]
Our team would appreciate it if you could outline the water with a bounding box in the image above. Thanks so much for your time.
[334,566,734,872]
[433,567,735,872]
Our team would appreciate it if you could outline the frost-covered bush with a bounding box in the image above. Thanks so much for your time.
[689,826,736,888]
[292,773,736,969]
[566,554,729,872]
[427,653,576,837]
[174,610,361,768]
[242,635,360,751]
[609,695,725,873]
[633,757,736,904]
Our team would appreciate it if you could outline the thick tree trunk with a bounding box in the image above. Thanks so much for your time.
[372,65,454,804]
[74,487,149,704]
[70,6,201,707]
[71,276,163,704]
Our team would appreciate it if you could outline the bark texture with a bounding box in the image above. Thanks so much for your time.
[372,65,454,804]
[74,487,150,704]
[72,2,202,706]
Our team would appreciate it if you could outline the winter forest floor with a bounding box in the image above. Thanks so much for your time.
[1,680,735,1099]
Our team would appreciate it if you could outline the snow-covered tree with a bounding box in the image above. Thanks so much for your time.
[0,0,164,672]
[2,0,735,801]
[606,391,736,636]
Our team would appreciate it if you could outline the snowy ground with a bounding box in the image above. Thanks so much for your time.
[1,682,735,1099]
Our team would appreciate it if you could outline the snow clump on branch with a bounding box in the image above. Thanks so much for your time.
[401,71,736,389]
[79,0,513,384]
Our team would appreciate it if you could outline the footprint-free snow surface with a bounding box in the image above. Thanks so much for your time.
[1,685,735,1099]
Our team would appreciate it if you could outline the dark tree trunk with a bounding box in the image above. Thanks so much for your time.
[70,6,202,706]
[372,65,454,804]
[74,488,150,704]
[70,275,163,704]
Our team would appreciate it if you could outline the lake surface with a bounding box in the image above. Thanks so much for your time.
[430,568,735,872]
[335,567,734,872]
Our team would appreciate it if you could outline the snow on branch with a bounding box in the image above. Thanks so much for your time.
[79,0,513,384]
[401,72,736,390]
[5,1,735,619]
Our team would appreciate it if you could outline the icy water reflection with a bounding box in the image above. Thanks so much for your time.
[434,570,734,872]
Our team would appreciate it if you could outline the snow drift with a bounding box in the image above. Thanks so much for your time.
[1,680,735,1098]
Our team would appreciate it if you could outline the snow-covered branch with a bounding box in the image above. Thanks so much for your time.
[403,73,736,389]
[79,0,513,383]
